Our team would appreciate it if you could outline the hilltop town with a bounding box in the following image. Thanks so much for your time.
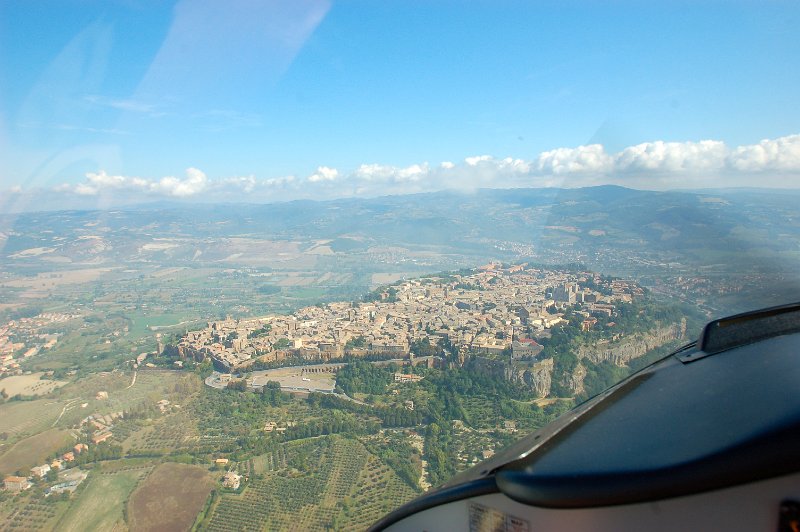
[175,264,643,372]
[0,262,690,531]
[0,313,71,378]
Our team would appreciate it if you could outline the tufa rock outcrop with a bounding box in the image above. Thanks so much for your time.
[468,320,687,399]
[575,319,686,366]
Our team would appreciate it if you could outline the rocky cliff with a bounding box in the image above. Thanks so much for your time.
[470,319,687,399]
[575,319,687,366]
[471,356,554,398]
[563,362,587,396]
[518,358,554,398]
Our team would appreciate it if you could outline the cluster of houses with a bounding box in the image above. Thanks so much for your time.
[81,408,121,445]
[262,419,302,434]
[393,372,424,383]
[213,458,243,490]
[0,313,70,377]
[3,443,90,493]
[222,470,242,490]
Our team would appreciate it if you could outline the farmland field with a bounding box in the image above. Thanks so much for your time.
[0,428,74,475]
[0,493,72,530]
[201,435,416,531]
[345,453,419,530]
[0,373,66,396]
[126,310,204,339]
[56,468,150,532]
[122,410,199,454]
[55,369,192,415]
[0,400,65,442]
[103,370,191,410]
[127,463,214,532]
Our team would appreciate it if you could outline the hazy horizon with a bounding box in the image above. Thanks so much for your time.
[4,180,800,215]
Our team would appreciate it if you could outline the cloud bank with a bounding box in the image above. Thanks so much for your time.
[72,167,210,197]
[8,134,800,209]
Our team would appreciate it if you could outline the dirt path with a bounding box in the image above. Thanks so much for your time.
[126,371,137,389]
[52,398,80,427]
[407,432,431,491]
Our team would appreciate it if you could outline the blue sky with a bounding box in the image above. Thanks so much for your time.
[1,0,799,207]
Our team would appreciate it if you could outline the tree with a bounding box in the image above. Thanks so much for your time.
[345,336,366,349]
[195,360,213,378]
[248,324,272,338]
[410,338,442,357]
[273,338,292,350]
[336,361,391,395]
[226,379,247,392]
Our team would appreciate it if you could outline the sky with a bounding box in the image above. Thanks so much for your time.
[1,0,799,210]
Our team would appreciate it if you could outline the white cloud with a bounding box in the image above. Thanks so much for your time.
[307,166,338,183]
[353,163,429,183]
[417,155,538,192]
[615,140,727,173]
[27,133,800,208]
[67,168,209,197]
[465,155,492,166]
[222,175,257,193]
[264,175,296,187]
[471,135,800,187]
[727,134,800,172]
[86,170,129,189]
[536,144,613,175]
[353,164,391,181]
[498,157,532,173]
[218,174,296,193]
[150,167,208,197]
[75,183,99,195]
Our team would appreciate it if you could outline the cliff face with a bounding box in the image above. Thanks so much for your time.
[520,358,553,398]
[564,362,586,395]
[472,356,554,398]
[470,319,687,399]
[575,319,687,366]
